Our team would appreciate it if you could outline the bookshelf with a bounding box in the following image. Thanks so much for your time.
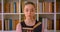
[0,0,60,32]
[56,0,60,32]
[3,14,19,31]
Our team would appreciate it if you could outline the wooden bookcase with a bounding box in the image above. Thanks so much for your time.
[0,0,60,32]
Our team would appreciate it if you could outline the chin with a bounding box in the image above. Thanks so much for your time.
[27,17,32,19]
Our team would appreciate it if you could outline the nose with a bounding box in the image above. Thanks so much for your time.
[28,10,31,14]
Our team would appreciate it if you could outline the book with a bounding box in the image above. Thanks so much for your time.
[56,2,60,13]
[4,19,9,31]
[22,22,42,32]
[21,14,25,22]
[21,0,25,13]
[4,19,8,30]
[16,2,19,13]
[4,3,10,13]
[56,19,60,30]
[9,18,12,30]
[38,2,43,13]
[10,2,14,13]
[12,20,19,30]
[47,19,53,30]
[5,2,19,13]
[4,19,19,30]
[42,18,54,30]
[14,2,16,13]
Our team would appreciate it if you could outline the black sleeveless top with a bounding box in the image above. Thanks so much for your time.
[21,21,42,32]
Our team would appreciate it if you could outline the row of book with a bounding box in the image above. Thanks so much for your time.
[21,0,54,13]
[41,18,54,30]
[43,18,60,30]
[2,1,60,13]
[0,17,60,31]
[38,2,54,13]
[4,0,54,13]
[4,19,19,30]
[4,2,19,13]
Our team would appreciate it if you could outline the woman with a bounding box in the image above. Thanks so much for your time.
[16,2,44,32]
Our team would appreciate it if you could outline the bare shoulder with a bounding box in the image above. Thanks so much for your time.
[16,22,22,32]
[16,22,21,27]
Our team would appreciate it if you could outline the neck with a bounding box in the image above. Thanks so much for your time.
[24,18,36,26]
[25,17,35,22]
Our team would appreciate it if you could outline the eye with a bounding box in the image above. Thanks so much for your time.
[31,9,34,12]
[26,9,28,12]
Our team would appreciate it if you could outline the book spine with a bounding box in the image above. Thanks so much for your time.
[47,19,54,30]
[12,20,19,30]
[4,3,10,13]
[16,2,19,13]
[8,19,9,30]
[42,18,47,32]
[10,2,13,13]
[42,2,45,13]
[38,2,43,13]
[21,1,25,13]
[4,19,8,30]
[14,2,16,13]
[8,3,10,13]
[9,19,12,30]
[56,19,60,30]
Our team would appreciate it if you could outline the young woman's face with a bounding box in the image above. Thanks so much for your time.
[24,4,35,19]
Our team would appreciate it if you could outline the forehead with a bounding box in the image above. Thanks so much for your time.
[24,4,35,9]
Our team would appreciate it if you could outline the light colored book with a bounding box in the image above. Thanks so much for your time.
[16,2,19,13]
[38,2,43,13]
[12,20,19,30]
[22,22,42,32]
[4,19,8,30]
[10,2,14,13]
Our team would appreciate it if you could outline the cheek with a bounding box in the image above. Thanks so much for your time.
[24,11,26,16]
[32,11,35,14]
[31,12,35,16]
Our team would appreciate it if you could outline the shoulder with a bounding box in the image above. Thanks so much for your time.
[16,22,22,32]
[16,21,24,27]
[16,22,21,28]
